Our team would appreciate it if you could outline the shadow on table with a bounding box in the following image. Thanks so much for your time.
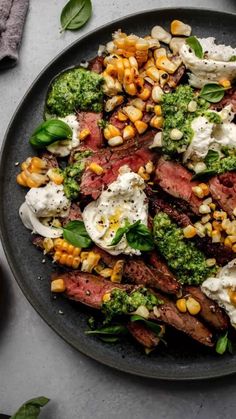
[0,262,13,338]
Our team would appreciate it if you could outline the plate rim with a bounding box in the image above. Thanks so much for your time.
[1,7,236,381]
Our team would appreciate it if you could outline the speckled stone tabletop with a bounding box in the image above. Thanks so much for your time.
[1,1,236,418]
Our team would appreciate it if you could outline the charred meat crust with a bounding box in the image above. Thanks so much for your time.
[127,321,160,349]
[184,286,229,331]
[209,172,236,217]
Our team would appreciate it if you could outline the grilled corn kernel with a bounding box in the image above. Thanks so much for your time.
[194,162,207,174]
[117,111,128,121]
[150,116,164,129]
[194,222,206,238]
[183,225,197,239]
[176,298,187,313]
[206,258,216,267]
[105,95,124,112]
[51,278,66,293]
[81,251,101,273]
[170,20,192,36]
[137,87,151,101]
[212,220,223,232]
[130,98,146,111]
[124,83,137,96]
[103,124,121,140]
[102,292,111,302]
[155,56,176,74]
[219,79,231,89]
[187,100,198,112]
[100,268,113,278]
[151,26,172,44]
[153,48,167,60]
[186,297,201,315]
[202,197,212,206]
[79,128,90,140]
[123,105,143,123]
[228,235,236,244]
[123,125,136,140]
[169,37,186,54]
[145,161,154,174]
[108,136,124,147]
[151,85,164,103]
[144,58,155,69]
[170,128,183,140]
[229,290,236,305]
[47,168,64,185]
[233,207,236,217]
[138,166,150,181]
[134,120,148,134]
[224,237,233,248]
[43,238,54,253]
[213,211,227,220]
[111,260,125,283]
[89,162,104,175]
[199,204,211,214]
[201,214,211,224]
[232,244,236,253]
[146,66,160,82]
[212,230,221,243]
[205,222,213,237]
[154,105,162,116]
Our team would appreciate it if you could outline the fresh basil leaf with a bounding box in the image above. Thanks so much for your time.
[63,220,92,248]
[85,325,127,335]
[216,332,229,355]
[60,0,92,32]
[126,223,154,251]
[192,169,218,180]
[29,119,72,149]
[10,397,49,419]
[100,336,120,343]
[110,224,130,246]
[130,315,162,336]
[229,55,236,62]
[200,83,225,103]
[204,149,220,165]
[186,36,203,58]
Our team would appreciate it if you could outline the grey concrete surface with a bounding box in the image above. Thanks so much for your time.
[0,0,236,418]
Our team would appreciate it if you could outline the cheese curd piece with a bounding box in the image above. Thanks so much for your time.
[25,182,70,218]
[47,114,79,157]
[183,106,236,162]
[83,172,148,256]
[19,202,63,238]
[180,37,236,88]
[201,259,236,328]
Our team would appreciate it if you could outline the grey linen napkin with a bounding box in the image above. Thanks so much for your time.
[0,0,29,70]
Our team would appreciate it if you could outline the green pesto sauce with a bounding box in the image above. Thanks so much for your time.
[153,212,217,285]
[203,148,236,176]
[46,68,104,117]
[63,151,91,200]
[102,288,161,323]
[162,85,209,155]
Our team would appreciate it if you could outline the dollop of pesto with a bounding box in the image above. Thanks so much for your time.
[63,151,91,200]
[153,212,217,285]
[102,288,161,323]
[195,148,236,179]
[46,68,104,117]
[162,85,209,155]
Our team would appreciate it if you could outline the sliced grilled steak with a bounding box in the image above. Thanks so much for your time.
[61,203,82,226]
[209,172,236,216]
[193,236,235,265]
[184,286,229,330]
[40,151,58,168]
[60,271,132,309]
[77,111,103,151]
[88,56,104,74]
[124,259,180,294]
[109,108,127,131]
[152,293,213,347]
[127,321,160,349]
[168,64,186,88]
[155,158,203,214]
[211,88,236,113]
[149,194,192,227]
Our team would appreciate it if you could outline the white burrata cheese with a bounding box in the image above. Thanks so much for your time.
[183,105,236,162]
[201,259,236,328]
[82,171,148,256]
[19,183,70,238]
[47,114,80,157]
[180,37,236,88]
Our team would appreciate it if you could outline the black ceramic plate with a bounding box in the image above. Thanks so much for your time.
[1,8,236,380]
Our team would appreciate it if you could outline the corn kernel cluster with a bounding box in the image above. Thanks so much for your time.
[176,297,201,315]
[16,157,64,188]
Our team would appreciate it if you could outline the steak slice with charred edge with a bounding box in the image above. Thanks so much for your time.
[211,88,236,113]
[88,56,104,74]
[40,151,58,168]
[184,286,229,331]
[151,293,214,347]
[193,236,235,266]
[77,111,103,151]
[60,270,132,309]
[124,259,180,294]
[209,172,236,217]
[155,158,203,214]
[58,270,213,346]
[127,321,160,349]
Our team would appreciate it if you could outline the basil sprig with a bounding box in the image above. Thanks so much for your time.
[110,220,154,252]
[216,332,232,355]
[186,36,203,58]
[10,397,49,419]
[85,324,127,343]
[60,0,92,32]
[63,220,92,248]
[30,119,72,148]
[200,83,225,103]
[130,315,163,336]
